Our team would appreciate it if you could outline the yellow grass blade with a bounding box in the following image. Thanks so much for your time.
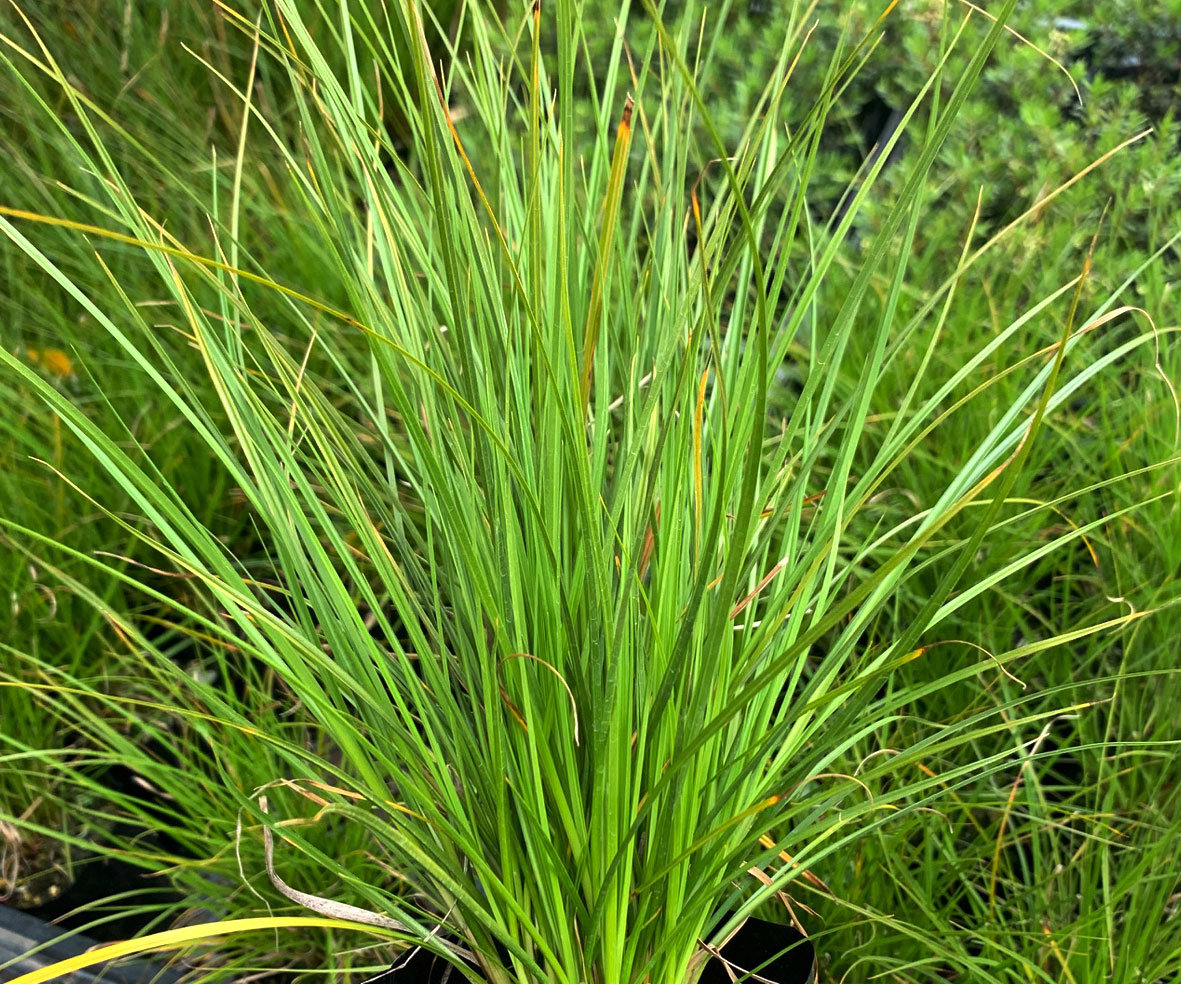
[5,916,395,984]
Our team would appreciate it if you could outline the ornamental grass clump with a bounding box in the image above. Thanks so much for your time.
[0,0,1171,981]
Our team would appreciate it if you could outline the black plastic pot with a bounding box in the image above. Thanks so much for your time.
[2,903,814,984]
[699,915,816,984]
[392,915,816,984]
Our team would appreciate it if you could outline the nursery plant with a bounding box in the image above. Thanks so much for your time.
[1,0,1177,982]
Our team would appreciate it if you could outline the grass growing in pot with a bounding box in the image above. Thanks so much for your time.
[1,0,1176,981]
